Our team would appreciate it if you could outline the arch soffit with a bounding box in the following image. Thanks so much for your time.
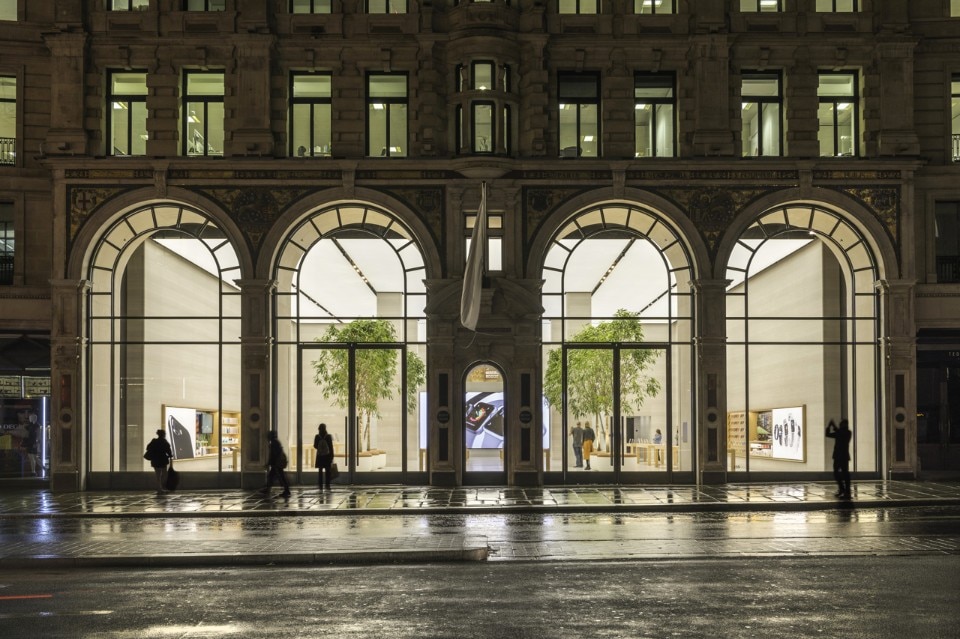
[714,187,899,281]
[67,186,253,281]
[525,187,710,281]
[255,186,442,281]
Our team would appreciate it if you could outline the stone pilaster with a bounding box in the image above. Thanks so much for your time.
[878,279,917,479]
[228,35,276,156]
[43,32,89,155]
[237,279,275,487]
[689,35,734,156]
[875,41,920,157]
[49,279,89,493]
[692,279,729,484]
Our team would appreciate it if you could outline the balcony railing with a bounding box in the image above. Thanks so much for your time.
[937,256,960,283]
[0,138,14,166]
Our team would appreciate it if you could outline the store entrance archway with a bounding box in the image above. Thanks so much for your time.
[463,363,507,486]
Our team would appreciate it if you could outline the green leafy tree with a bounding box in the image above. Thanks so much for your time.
[543,309,661,451]
[312,319,425,451]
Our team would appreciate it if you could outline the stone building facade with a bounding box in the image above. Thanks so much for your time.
[1,0,958,492]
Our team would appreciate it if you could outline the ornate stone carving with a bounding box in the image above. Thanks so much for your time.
[69,186,127,243]
[198,186,315,252]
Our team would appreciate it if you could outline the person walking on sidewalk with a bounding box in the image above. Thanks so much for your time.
[571,421,584,468]
[313,422,334,490]
[826,419,852,499]
[582,421,596,470]
[264,430,291,499]
[145,429,173,495]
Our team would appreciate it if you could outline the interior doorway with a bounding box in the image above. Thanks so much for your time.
[463,363,507,485]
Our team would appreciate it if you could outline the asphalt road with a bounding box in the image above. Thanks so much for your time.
[0,556,957,639]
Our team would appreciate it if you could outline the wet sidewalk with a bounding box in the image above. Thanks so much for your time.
[1,480,958,568]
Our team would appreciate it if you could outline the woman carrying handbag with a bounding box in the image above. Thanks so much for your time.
[313,423,336,490]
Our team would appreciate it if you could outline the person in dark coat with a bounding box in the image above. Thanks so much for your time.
[264,430,291,498]
[826,419,852,499]
[145,429,173,495]
[313,422,335,490]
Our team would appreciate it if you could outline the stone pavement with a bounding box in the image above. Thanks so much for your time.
[0,480,958,568]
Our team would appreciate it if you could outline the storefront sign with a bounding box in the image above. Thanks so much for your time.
[24,377,51,397]
[0,377,20,398]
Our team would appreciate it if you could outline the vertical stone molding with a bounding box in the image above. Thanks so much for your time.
[875,41,920,157]
[690,35,734,156]
[878,279,917,479]
[43,32,89,154]
[237,279,275,486]
[229,35,275,156]
[50,279,90,493]
[692,279,729,484]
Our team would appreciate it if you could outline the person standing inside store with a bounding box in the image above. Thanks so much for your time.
[144,429,173,495]
[652,428,663,468]
[264,430,291,499]
[825,419,852,499]
[582,421,596,470]
[313,422,334,490]
[21,412,41,477]
[571,421,584,468]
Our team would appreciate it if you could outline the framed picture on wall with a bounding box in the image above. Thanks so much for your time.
[163,405,197,460]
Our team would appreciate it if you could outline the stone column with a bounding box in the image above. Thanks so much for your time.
[874,41,921,157]
[877,279,917,479]
[229,35,275,156]
[43,32,89,155]
[689,35,734,156]
[237,279,275,488]
[692,279,729,484]
[49,279,89,493]
[423,278,460,486]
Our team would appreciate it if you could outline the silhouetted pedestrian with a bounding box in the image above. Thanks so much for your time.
[582,421,596,470]
[264,430,291,499]
[144,429,173,495]
[571,421,584,468]
[313,422,334,490]
[826,419,852,499]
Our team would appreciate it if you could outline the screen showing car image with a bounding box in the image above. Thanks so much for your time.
[417,392,551,450]
[197,411,214,435]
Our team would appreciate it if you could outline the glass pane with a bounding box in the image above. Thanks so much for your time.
[110,102,131,155]
[388,104,407,156]
[742,102,760,157]
[473,103,493,152]
[620,347,669,477]
[112,72,148,96]
[580,104,598,157]
[473,63,494,91]
[818,73,855,98]
[559,104,579,155]
[294,74,331,98]
[818,103,836,156]
[636,0,674,13]
[408,344,427,473]
[292,103,312,155]
[187,73,224,96]
[207,102,224,155]
[562,348,611,473]
[368,104,387,156]
[654,103,674,156]
[131,102,147,154]
[635,103,653,157]
[760,102,780,156]
[369,74,406,98]
[836,103,855,155]
[465,364,504,472]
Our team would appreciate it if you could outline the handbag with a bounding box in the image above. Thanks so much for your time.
[330,462,340,481]
[165,461,180,492]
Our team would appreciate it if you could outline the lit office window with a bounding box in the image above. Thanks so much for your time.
[559,72,600,158]
[741,0,781,11]
[559,0,598,14]
[367,0,406,12]
[0,0,15,20]
[0,76,14,166]
[634,73,674,158]
[473,62,494,91]
[0,202,12,285]
[818,71,858,157]
[291,0,331,12]
[936,202,960,282]
[473,102,494,153]
[108,71,148,157]
[635,0,674,13]
[952,0,960,17]
[185,0,225,9]
[290,73,332,157]
[816,0,857,10]
[952,76,960,162]
[183,71,224,157]
[110,0,150,9]
[367,73,407,157]
[741,73,782,157]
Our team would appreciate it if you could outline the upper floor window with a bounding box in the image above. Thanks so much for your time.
[291,0,331,12]
[818,71,858,157]
[465,210,503,272]
[110,0,150,9]
[816,0,857,10]
[559,73,600,158]
[952,76,960,162]
[183,71,224,157]
[0,202,12,285]
[635,0,674,13]
[740,0,781,11]
[290,73,332,157]
[108,71,148,157]
[935,202,960,282]
[0,0,15,20]
[952,0,960,17]
[0,76,14,165]
[559,0,598,14]
[367,73,407,157]
[184,0,225,10]
[367,0,406,12]
[634,73,674,158]
[741,72,782,157]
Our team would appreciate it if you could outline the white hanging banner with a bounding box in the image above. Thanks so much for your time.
[460,182,487,331]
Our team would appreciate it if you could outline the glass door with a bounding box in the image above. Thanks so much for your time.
[463,363,507,485]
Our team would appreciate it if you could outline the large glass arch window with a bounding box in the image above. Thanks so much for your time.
[87,204,242,479]
[541,204,695,481]
[273,204,428,482]
[724,204,881,478]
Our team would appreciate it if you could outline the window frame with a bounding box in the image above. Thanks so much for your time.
[0,202,13,285]
[107,70,148,157]
[634,0,675,14]
[815,0,858,10]
[740,71,783,158]
[289,71,332,158]
[558,0,599,14]
[471,100,496,154]
[634,72,675,158]
[0,74,15,166]
[366,72,409,158]
[0,0,16,20]
[558,71,601,158]
[740,0,782,11]
[367,0,407,13]
[110,0,151,9]
[182,70,225,157]
[951,75,960,163]
[184,0,226,10]
[817,70,859,158]
[290,0,331,12]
